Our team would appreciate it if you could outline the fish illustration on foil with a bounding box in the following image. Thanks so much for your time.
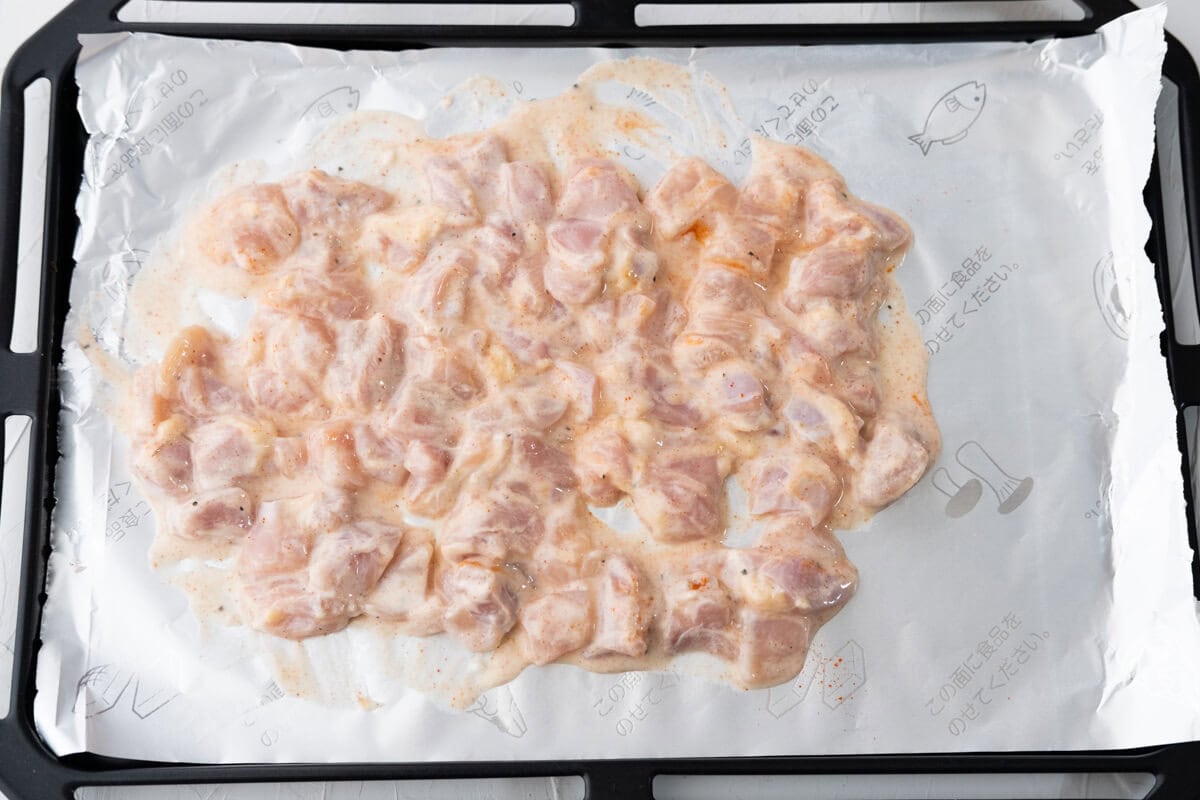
[909,81,987,155]
[301,86,361,123]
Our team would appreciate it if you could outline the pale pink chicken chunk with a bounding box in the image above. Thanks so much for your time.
[856,420,931,507]
[324,314,405,412]
[364,534,445,634]
[195,183,299,273]
[238,492,402,639]
[632,454,724,543]
[442,561,518,652]
[645,158,736,239]
[133,416,193,497]
[279,169,393,229]
[520,588,593,665]
[501,161,554,226]
[557,159,640,222]
[741,452,841,526]
[169,487,253,541]
[584,555,651,658]
[574,424,634,506]
[440,488,543,564]
[190,416,273,491]
[662,571,736,659]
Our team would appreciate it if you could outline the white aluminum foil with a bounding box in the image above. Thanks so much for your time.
[33,5,1200,762]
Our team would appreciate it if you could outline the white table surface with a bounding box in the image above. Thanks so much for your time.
[0,3,1194,799]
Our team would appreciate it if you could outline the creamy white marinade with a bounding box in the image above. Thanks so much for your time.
[112,58,939,703]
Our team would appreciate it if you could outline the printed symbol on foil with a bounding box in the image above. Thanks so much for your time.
[933,441,1033,517]
[468,685,528,737]
[764,639,865,718]
[301,86,361,123]
[909,81,987,156]
[72,664,179,720]
[1092,251,1130,340]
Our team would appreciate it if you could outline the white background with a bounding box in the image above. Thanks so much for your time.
[0,2,1196,799]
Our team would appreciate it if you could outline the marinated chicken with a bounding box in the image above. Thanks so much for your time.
[129,119,937,693]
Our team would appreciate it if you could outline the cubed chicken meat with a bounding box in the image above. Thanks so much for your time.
[279,169,393,229]
[574,424,634,506]
[557,159,640,222]
[190,416,274,491]
[736,609,814,687]
[856,421,931,507]
[324,314,405,412]
[194,183,299,273]
[520,588,593,665]
[662,571,736,659]
[584,555,651,658]
[169,487,253,541]
[442,562,518,652]
[440,488,544,564]
[645,158,736,239]
[741,452,841,526]
[364,534,444,635]
[133,416,193,497]
[632,455,724,543]
[501,161,554,226]
[237,493,401,639]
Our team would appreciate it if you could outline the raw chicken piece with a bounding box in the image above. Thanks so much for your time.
[305,419,364,489]
[169,487,253,541]
[703,367,772,432]
[789,300,871,357]
[153,328,241,419]
[702,215,777,276]
[737,172,802,238]
[238,492,401,639]
[632,455,724,543]
[735,609,813,687]
[279,169,393,228]
[552,360,598,420]
[195,183,299,273]
[856,420,931,507]
[662,571,736,659]
[645,158,736,239]
[783,383,862,462]
[440,488,544,564]
[514,435,578,493]
[520,588,593,665]
[574,424,634,506]
[352,422,409,485]
[360,205,448,273]
[266,270,369,320]
[442,561,518,652]
[584,555,651,658]
[544,220,607,305]
[501,161,553,226]
[364,534,445,634]
[190,416,274,491]
[834,357,880,417]
[718,530,858,614]
[324,314,406,412]
[133,415,192,496]
[402,440,454,514]
[786,246,872,299]
[272,437,308,478]
[741,452,841,526]
[424,136,508,226]
[407,244,474,328]
[557,159,640,222]
[243,312,334,421]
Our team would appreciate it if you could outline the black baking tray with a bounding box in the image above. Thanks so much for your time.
[2,0,1200,797]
